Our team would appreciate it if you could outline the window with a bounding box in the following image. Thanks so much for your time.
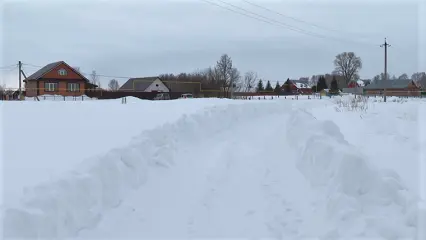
[58,68,67,76]
[44,82,58,92]
[67,83,80,92]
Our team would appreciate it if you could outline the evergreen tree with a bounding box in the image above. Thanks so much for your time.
[330,76,339,93]
[256,79,264,92]
[283,78,292,93]
[274,81,281,93]
[316,76,328,91]
[265,80,273,91]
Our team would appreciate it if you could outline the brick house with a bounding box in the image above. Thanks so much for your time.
[24,61,97,97]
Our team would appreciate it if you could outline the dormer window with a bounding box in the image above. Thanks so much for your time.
[58,68,67,76]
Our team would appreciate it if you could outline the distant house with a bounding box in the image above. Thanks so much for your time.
[348,80,363,88]
[347,79,371,88]
[363,79,420,96]
[24,61,97,97]
[293,78,310,86]
[282,79,312,94]
[119,77,170,92]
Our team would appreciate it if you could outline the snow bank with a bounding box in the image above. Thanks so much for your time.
[2,98,244,210]
[286,109,419,239]
[2,101,288,239]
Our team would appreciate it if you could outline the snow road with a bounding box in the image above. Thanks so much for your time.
[76,103,311,239]
[2,98,421,239]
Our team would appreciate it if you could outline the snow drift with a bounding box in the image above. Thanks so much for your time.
[286,108,419,239]
[2,99,421,239]
[2,101,287,239]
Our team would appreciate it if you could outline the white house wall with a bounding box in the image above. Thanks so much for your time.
[145,79,170,92]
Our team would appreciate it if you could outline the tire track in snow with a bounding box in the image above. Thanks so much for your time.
[187,112,309,239]
[76,103,311,239]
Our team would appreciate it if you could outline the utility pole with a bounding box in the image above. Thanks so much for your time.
[230,79,234,99]
[18,61,22,99]
[380,38,390,102]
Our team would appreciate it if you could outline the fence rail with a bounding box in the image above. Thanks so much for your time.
[1,87,425,101]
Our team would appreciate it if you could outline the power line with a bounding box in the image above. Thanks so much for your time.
[203,0,329,39]
[241,0,346,34]
[0,64,18,70]
[241,0,378,44]
[0,65,18,72]
[200,0,376,47]
[199,0,288,28]
[22,63,43,68]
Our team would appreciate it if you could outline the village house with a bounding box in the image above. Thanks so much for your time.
[282,79,313,94]
[347,79,371,88]
[363,79,421,96]
[119,77,170,92]
[119,76,205,96]
[23,61,97,97]
[343,79,368,94]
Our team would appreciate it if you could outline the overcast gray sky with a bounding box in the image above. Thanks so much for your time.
[1,0,425,87]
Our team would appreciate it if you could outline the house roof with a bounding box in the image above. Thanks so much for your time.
[24,61,90,82]
[364,79,416,89]
[348,80,366,87]
[119,77,164,91]
[283,79,310,88]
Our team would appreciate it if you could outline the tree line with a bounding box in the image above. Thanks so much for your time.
[93,52,426,93]
[156,51,366,94]
[158,54,260,97]
[2,51,425,97]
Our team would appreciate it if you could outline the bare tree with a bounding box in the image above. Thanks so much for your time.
[230,68,242,93]
[398,73,409,80]
[412,72,426,83]
[214,54,239,97]
[418,74,426,89]
[372,73,393,84]
[90,70,100,88]
[372,74,381,84]
[333,52,362,85]
[206,67,221,83]
[310,75,320,87]
[243,71,257,92]
[108,79,120,91]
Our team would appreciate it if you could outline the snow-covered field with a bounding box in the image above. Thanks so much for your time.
[1,95,425,239]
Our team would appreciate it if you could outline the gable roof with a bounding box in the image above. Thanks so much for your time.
[283,79,309,88]
[119,77,165,91]
[348,79,366,87]
[24,61,90,82]
[364,79,417,89]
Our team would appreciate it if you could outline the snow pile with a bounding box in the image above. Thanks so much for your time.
[286,109,419,239]
[2,101,287,239]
